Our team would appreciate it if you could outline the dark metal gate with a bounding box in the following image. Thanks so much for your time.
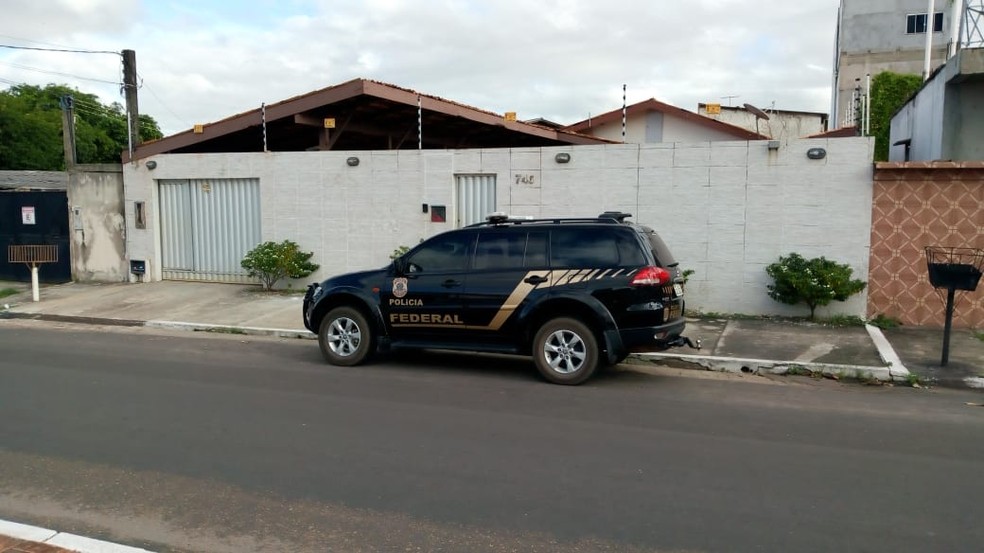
[0,190,71,282]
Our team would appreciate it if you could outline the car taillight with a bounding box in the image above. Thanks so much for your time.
[630,266,671,286]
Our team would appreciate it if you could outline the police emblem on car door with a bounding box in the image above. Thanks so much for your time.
[382,231,475,340]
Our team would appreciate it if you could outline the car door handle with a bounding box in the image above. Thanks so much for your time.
[442,279,462,288]
[524,275,548,285]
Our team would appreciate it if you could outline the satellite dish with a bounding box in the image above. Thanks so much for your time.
[743,103,770,137]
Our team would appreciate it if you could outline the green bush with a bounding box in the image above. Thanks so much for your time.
[765,253,866,320]
[869,71,923,161]
[390,245,411,260]
[241,240,319,290]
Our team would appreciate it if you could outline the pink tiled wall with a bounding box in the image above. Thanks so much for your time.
[869,162,984,328]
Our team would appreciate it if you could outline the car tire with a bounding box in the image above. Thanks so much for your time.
[319,306,373,366]
[532,317,600,385]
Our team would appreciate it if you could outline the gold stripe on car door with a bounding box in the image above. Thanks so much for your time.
[485,271,545,330]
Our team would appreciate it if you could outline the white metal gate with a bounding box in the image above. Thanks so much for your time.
[455,174,496,227]
[159,178,261,283]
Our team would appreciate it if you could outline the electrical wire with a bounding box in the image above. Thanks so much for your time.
[71,101,160,132]
[0,43,119,56]
[136,74,193,129]
[0,60,120,85]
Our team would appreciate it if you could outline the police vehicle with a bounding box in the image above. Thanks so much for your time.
[303,211,698,385]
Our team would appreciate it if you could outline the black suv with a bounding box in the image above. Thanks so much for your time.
[303,212,697,385]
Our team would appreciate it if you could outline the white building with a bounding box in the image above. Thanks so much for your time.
[563,99,763,144]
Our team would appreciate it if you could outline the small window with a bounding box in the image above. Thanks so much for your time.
[906,12,943,34]
[134,201,146,229]
[406,232,475,273]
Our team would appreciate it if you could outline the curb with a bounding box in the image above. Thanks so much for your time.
[0,311,144,327]
[964,377,984,389]
[631,352,901,382]
[0,519,153,553]
[145,320,315,340]
[3,309,925,386]
[864,324,911,380]
[0,311,315,340]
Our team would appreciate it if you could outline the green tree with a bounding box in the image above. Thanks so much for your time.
[241,240,320,290]
[765,253,867,320]
[868,71,923,161]
[0,83,164,170]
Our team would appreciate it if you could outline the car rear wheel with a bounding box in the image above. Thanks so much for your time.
[532,317,599,385]
[319,306,372,366]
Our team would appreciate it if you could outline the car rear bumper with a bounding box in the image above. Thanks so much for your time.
[619,317,688,352]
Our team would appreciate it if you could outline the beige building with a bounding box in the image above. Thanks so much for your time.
[696,104,828,140]
[832,0,960,128]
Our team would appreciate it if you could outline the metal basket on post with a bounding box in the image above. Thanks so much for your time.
[924,247,984,366]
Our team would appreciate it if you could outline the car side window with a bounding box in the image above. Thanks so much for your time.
[551,229,617,268]
[405,232,475,273]
[474,232,525,270]
[524,232,548,268]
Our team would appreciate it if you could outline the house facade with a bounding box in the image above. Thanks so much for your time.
[562,99,763,144]
[122,137,876,318]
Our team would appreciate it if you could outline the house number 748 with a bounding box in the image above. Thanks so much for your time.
[515,174,535,185]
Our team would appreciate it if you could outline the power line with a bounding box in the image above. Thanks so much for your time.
[71,103,159,133]
[0,43,119,56]
[0,60,120,85]
[137,74,192,128]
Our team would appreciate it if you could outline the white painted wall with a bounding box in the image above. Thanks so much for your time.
[660,115,741,142]
[579,111,742,143]
[123,137,875,317]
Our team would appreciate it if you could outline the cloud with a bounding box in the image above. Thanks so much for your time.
[0,0,840,135]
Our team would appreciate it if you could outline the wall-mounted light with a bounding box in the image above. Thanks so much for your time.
[767,140,780,151]
[555,152,571,164]
[346,156,360,166]
[806,147,827,160]
[145,160,157,170]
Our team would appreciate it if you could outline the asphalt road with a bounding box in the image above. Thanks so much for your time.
[1,320,983,553]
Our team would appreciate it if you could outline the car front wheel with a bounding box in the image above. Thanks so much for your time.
[319,306,373,366]
[532,317,599,385]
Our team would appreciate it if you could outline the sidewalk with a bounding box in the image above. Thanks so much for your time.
[1,280,982,388]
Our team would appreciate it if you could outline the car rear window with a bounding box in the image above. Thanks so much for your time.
[642,228,677,267]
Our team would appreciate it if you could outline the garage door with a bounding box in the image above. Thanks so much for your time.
[159,178,261,283]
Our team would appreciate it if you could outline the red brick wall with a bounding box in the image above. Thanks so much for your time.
[868,162,984,328]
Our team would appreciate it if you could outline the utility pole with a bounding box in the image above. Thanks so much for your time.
[924,0,936,80]
[59,95,77,168]
[122,49,139,157]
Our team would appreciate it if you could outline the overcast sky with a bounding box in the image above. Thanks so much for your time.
[0,0,840,135]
